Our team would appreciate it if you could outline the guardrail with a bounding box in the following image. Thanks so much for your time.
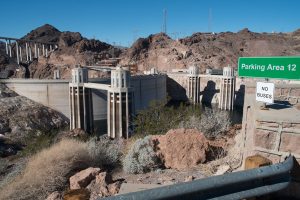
[102,156,300,200]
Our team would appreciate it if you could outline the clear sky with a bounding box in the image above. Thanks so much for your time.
[0,0,299,47]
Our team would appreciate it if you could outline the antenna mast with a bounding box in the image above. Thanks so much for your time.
[162,9,167,34]
[208,8,212,33]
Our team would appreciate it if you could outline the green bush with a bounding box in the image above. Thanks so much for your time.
[123,136,161,174]
[134,100,201,136]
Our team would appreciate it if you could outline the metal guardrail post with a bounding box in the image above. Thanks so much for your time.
[102,156,300,200]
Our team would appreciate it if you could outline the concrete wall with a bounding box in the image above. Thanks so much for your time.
[240,83,300,165]
[2,79,70,117]
[167,73,227,105]
[0,75,167,120]
[131,75,167,111]
[167,72,300,108]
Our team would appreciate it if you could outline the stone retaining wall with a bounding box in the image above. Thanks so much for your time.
[241,83,300,164]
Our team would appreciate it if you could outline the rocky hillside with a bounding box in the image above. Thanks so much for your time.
[120,29,300,72]
[0,24,122,79]
[1,25,300,77]
[0,83,68,144]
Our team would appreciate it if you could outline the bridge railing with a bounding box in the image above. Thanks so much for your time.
[102,156,300,200]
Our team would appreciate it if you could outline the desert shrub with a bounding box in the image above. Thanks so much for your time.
[86,136,123,167]
[123,136,161,174]
[179,109,231,138]
[134,100,201,136]
[0,139,90,200]
[0,158,26,191]
[20,131,56,156]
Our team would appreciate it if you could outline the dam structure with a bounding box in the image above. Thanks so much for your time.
[0,66,167,138]
[167,66,236,110]
[69,67,136,138]
[2,63,299,140]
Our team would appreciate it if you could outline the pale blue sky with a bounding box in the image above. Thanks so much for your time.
[0,0,299,46]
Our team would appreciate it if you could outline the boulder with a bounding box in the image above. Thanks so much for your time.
[108,181,122,195]
[87,172,122,199]
[95,172,113,186]
[69,167,101,190]
[64,189,90,200]
[152,128,209,170]
[184,176,195,182]
[46,191,62,200]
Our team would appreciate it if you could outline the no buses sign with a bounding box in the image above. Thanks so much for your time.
[256,82,274,104]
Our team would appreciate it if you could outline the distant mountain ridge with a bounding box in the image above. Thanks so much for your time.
[120,28,300,72]
[1,24,300,78]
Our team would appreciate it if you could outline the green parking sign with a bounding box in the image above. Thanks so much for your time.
[238,57,300,80]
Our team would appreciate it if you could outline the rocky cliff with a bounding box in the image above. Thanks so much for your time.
[120,29,300,72]
[1,25,300,77]
[0,24,122,79]
[0,83,68,143]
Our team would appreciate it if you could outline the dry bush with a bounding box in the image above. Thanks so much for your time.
[179,109,231,138]
[123,136,161,174]
[0,139,90,200]
[86,136,123,167]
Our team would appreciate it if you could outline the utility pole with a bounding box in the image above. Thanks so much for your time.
[208,8,212,33]
[162,9,167,34]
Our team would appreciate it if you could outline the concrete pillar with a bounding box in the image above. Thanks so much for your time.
[8,40,12,57]
[69,67,93,133]
[50,45,52,51]
[76,85,80,128]
[119,91,123,138]
[42,44,45,56]
[71,87,75,129]
[46,48,48,57]
[53,70,60,79]
[19,46,22,62]
[219,66,235,110]
[25,43,29,61]
[187,66,200,104]
[29,46,32,61]
[112,92,116,138]
[34,43,37,58]
[38,46,40,58]
[5,40,8,55]
[16,41,19,64]
[108,67,133,139]
[107,91,111,136]
[126,91,129,139]
[69,86,72,130]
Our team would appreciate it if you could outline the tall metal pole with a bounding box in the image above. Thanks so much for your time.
[162,9,167,34]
